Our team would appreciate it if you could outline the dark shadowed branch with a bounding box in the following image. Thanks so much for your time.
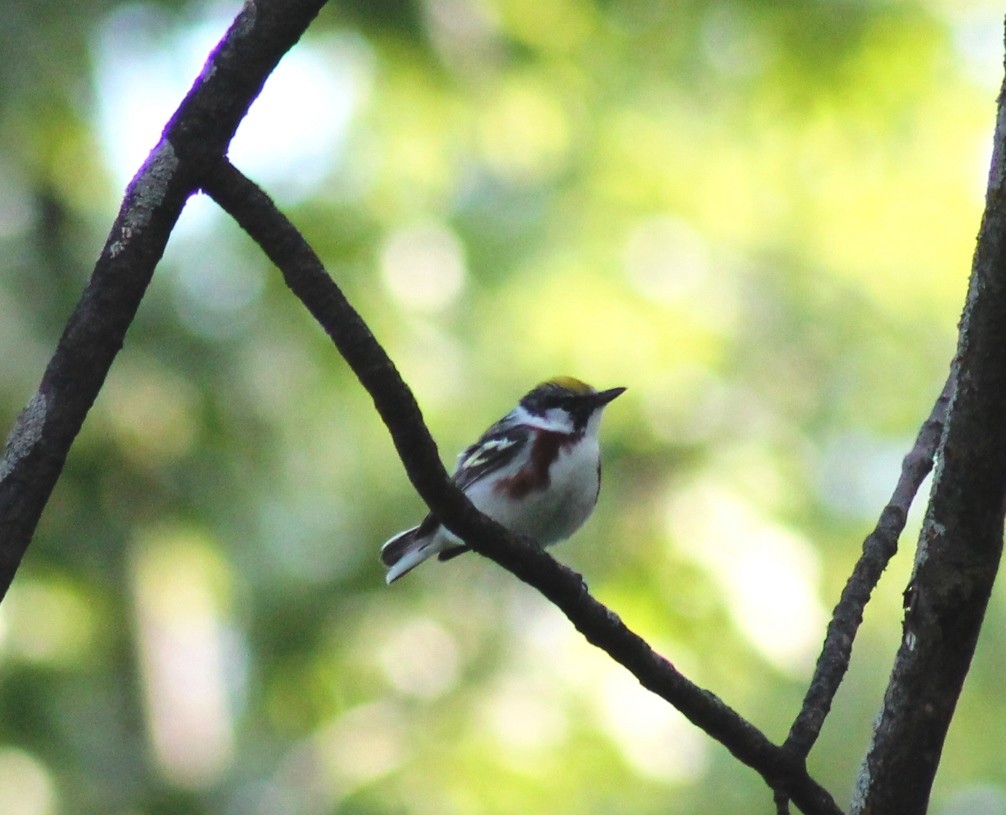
[0,0,328,601]
[847,58,1006,814]
[784,375,953,759]
[2,4,1000,813]
[202,157,843,815]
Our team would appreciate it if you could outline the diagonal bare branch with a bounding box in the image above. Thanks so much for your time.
[202,157,844,815]
[784,374,953,759]
[0,0,328,601]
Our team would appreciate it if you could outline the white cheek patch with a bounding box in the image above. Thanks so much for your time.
[513,405,574,434]
[538,407,575,434]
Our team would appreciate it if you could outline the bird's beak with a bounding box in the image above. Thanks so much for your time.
[592,386,626,407]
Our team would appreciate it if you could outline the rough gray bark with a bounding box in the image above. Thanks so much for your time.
[0,0,327,599]
[2,5,1004,814]
[850,52,1006,815]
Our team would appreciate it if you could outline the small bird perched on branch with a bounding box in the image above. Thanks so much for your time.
[381,376,625,583]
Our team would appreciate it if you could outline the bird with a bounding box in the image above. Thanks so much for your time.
[380,376,625,584]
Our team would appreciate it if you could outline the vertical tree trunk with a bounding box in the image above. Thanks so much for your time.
[851,59,1006,815]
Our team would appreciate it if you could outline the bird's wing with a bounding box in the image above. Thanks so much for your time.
[402,422,530,544]
[452,421,532,492]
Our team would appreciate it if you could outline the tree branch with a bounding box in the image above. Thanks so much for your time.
[784,374,952,759]
[0,0,327,600]
[850,44,1006,815]
[202,157,843,815]
[3,3,995,811]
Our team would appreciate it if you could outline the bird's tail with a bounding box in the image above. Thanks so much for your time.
[381,526,440,584]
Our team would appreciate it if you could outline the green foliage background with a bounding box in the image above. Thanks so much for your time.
[0,1,1001,813]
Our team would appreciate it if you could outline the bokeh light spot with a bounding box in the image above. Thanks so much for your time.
[380,222,467,312]
[92,4,373,203]
[0,748,57,815]
[0,578,97,665]
[378,617,461,699]
[665,481,826,673]
[596,670,709,783]
[131,526,239,788]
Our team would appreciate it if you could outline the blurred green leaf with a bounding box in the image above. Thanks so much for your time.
[0,1,999,813]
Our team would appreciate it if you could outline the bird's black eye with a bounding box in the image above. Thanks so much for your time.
[563,397,586,414]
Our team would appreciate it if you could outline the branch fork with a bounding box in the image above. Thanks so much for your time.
[3,4,1005,814]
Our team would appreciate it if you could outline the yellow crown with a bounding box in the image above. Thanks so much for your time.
[540,376,594,395]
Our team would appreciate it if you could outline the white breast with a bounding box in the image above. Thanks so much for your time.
[463,434,601,547]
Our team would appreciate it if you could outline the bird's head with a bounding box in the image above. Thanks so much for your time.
[518,377,626,433]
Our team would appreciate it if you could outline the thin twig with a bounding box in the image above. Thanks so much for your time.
[784,375,953,758]
[203,157,844,815]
